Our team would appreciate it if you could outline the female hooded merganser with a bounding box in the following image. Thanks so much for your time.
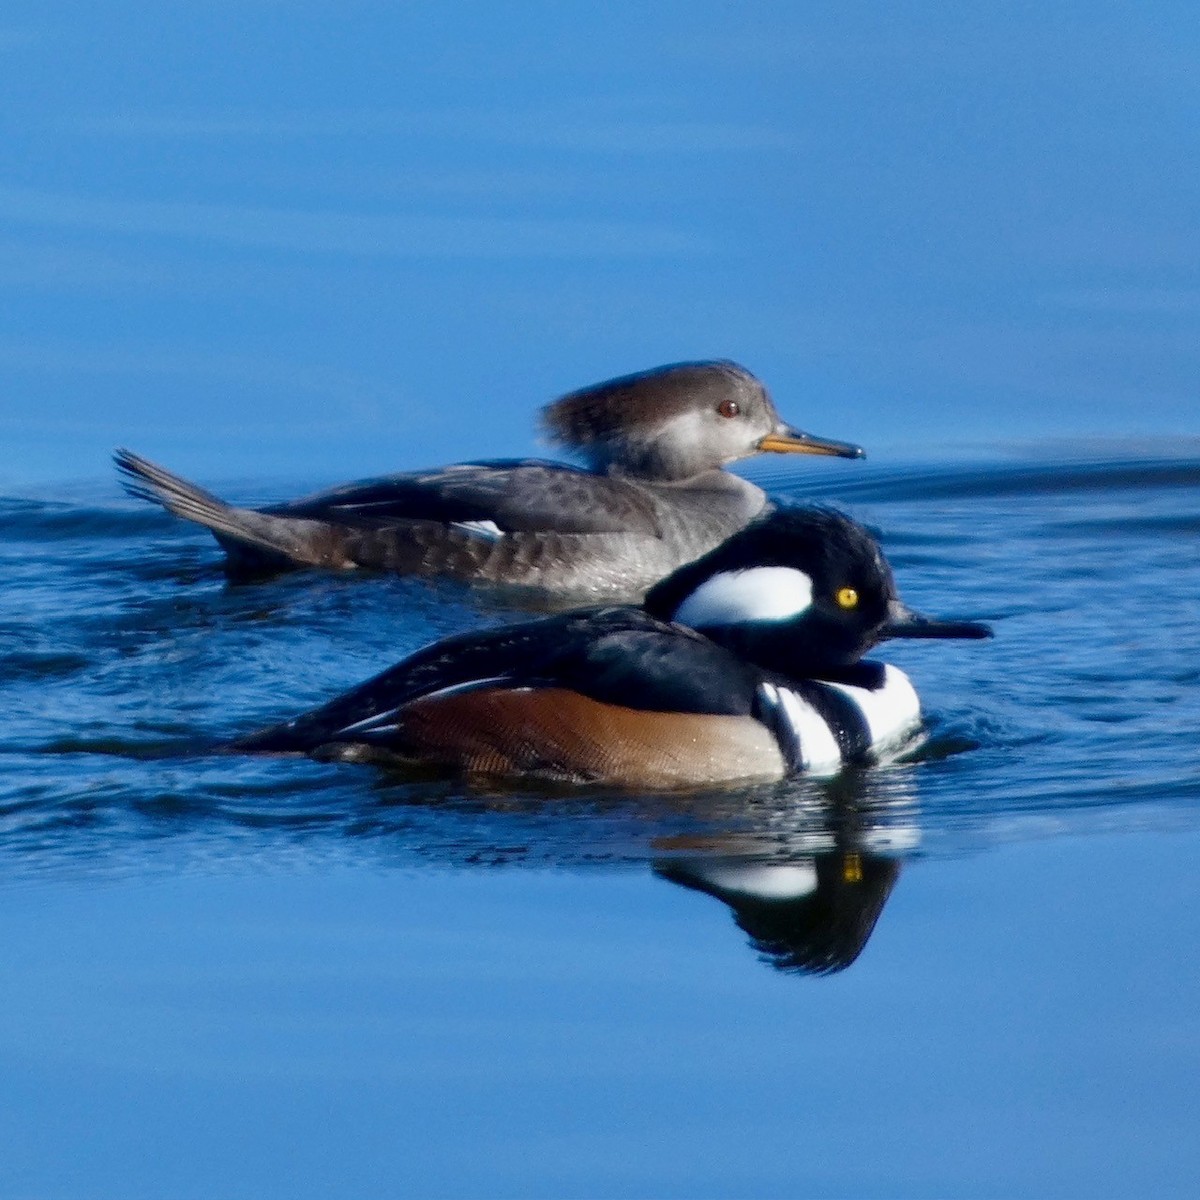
[115,360,863,599]
[231,508,991,787]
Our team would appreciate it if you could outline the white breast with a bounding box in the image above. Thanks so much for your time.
[761,664,923,777]
[826,664,922,760]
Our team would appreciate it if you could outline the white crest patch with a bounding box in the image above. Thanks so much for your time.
[684,861,819,900]
[672,566,814,627]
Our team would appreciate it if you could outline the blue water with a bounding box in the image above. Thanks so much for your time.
[2,454,1199,1198]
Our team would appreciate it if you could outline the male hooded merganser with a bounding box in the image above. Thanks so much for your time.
[115,360,863,599]
[231,508,991,787]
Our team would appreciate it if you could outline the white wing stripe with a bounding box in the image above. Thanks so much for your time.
[336,675,513,735]
[451,519,504,541]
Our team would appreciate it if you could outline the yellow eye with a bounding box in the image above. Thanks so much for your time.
[836,586,859,609]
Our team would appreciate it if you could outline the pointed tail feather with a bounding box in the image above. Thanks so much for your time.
[114,448,236,527]
[113,448,337,566]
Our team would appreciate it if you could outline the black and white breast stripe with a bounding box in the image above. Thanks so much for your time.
[321,660,921,779]
[754,664,922,776]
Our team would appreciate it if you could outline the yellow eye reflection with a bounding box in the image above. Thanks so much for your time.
[836,586,859,610]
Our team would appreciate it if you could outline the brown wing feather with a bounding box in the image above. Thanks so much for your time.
[387,686,785,788]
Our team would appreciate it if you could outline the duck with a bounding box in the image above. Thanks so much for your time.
[114,360,863,600]
[230,507,991,787]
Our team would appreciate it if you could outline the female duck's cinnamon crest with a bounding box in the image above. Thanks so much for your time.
[230,506,991,788]
[115,360,864,600]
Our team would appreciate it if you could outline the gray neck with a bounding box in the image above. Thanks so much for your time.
[638,471,768,556]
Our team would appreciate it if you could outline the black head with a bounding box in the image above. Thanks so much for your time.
[541,360,863,481]
[644,507,991,678]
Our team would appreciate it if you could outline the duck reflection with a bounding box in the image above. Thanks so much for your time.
[657,847,900,975]
[302,762,920,975]
[652,772,917,974]
[3,730,921,979]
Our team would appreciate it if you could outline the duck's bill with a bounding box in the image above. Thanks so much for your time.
[757,425,865,459]
[881,601,993,641]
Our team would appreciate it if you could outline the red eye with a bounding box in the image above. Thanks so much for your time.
[717,399,740,419]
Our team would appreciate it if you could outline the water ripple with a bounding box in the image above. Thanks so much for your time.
[2,453,1199,880]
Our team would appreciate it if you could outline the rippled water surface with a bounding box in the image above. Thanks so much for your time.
[2,454,1199,1198]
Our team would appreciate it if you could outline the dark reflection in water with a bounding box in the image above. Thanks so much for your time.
[654,776,912,974]
[360,765,918,976]
[659,852,901,975]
